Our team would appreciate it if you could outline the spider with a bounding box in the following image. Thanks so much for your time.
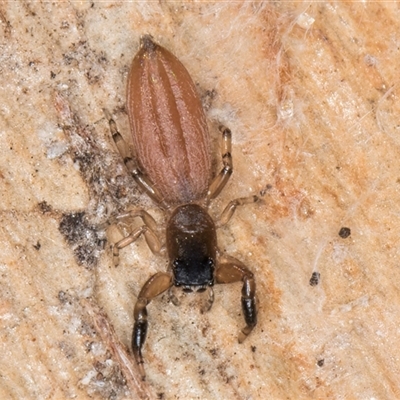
[107,35,258,379]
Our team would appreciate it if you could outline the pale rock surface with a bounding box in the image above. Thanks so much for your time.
[1,2,400,399]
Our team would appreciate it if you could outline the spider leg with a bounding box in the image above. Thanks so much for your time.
[132,272,173,379]
[216,256,257,342]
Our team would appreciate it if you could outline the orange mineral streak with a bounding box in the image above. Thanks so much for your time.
[127,36,211,206]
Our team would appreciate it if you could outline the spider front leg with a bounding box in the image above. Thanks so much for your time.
[133,272,173,379]
[106,209,164,266]
[216,256,257,342]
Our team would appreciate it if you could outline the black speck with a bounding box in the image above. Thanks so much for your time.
[37,200,52,214]
[309,272,320,286]
[317,359,324,367]
[33,241,41,250]
[339,227,351,238]
[97,52,107,64]
[209,348,218,357]
[251,345,257,353]
[50,71,56,79]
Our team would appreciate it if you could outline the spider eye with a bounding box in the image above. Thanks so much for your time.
[173,259,182,269]
[206,258,214,268]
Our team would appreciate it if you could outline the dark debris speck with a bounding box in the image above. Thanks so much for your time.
[309,272,321,286]
[37,200,52,214]
[338,227,351,238]
[59,212,102,268]
[260,184,273,196]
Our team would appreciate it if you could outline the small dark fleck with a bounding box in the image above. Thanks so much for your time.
[339,227,351,238]
[157,393,165,400]
[209,348,218,356]
[98,54,107,64]
[58,290,72,304]
[33,241,41,250]
[317,359,324,367]
[199,368,206,375]
[260,184,273,196]
[251,345,257,353]
[50,71,56,79]
[309,272,320,286]
[37,200,52,214]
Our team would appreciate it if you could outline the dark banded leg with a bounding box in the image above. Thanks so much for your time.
[133,272,173,379]
[205,125,233,203]
[216,256,257,343]
[218,195,259,227]
[106,112,168,210]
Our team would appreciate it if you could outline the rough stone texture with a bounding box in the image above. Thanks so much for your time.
[1,2,400,399]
